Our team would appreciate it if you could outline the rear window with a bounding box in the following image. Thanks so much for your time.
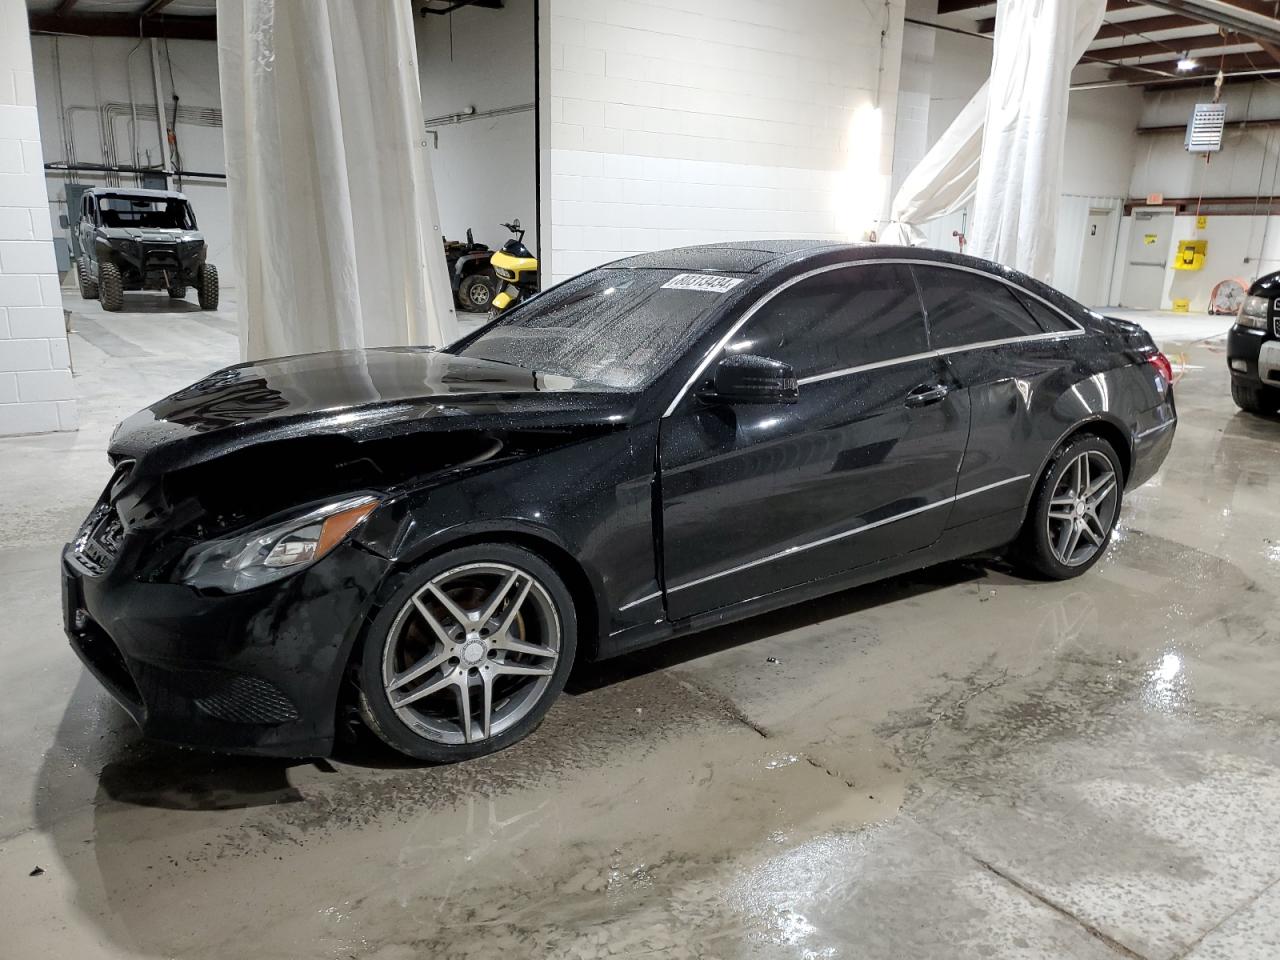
[451,268,742,389]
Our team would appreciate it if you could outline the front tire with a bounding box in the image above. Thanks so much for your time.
[98,261,124,311]
[458,273,496,312]
[197,263,219,310]
[77,256,98,299]
[1231,378,1280,415]
[1013,434,1123,580]
[358,543,577,762]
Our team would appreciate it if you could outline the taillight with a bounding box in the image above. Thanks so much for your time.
[1149,351,1173,386]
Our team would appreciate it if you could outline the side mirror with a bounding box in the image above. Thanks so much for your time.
[58,214,69,228]
[702,354,798,405]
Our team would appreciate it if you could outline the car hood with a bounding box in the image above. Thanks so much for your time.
[98,226,202,244]
[1250,270,1280,298]
[110,347,635,473]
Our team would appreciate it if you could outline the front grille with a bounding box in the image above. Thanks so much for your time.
[1272,300,1279,337]
[133,663,300,725]
[143,246,180,270]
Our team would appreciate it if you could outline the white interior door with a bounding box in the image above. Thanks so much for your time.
[1076,209,1111,307]
[1120,209,1173,309]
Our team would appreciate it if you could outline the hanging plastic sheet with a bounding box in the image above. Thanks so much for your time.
[968,0,1108,279]
[882,0,1105,268]
[217,0,458,360]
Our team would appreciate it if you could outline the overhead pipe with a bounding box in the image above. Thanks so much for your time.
[149,39,171,184]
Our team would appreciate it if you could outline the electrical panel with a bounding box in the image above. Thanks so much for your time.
[1185,103,1227,153]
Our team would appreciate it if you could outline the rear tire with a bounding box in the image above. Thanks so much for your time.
[197,263,219,310]
[1231,378,1280,415]
[168,284,186,300]
[77,256,98,299]
[358,542,577,763]
[1012,434,1123,580]
[98,261,124,312]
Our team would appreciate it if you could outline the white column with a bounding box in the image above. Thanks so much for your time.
[217,0,458,361]
[0,0,76,436]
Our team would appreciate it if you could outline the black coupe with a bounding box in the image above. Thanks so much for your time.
[63,241,1176,761]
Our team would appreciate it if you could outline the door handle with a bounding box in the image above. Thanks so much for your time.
[905,383,950,407]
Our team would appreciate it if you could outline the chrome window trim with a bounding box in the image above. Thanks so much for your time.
[662,473,1030,596]
[663,258,1086,415]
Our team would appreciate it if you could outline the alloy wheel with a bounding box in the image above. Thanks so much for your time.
[381,562,560,745]
[1045,450,1119,567]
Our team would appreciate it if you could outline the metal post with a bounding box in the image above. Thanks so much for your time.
[149,38,171,185]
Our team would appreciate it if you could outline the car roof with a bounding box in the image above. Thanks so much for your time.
[610,240,851,274]
[85,187,188,201]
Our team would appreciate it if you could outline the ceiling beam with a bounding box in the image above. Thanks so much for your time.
[1140,0,1280,45]
[1108,48,1278,77]
[28,13,217,40]
[1093,14,1205,40]
[53,0,79,15]
[139,0,177,16]
[1096,33,1245,59]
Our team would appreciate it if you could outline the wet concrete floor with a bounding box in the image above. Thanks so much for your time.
[0,298,1277,958]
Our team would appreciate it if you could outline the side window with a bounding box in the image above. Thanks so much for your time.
[913,266,1048,349]
[727,264,928,379]
[1011,288,1077,333]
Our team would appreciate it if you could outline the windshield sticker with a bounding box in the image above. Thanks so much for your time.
[661,274,744,293]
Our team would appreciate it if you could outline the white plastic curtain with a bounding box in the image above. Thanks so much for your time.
[217,0,458,361]
[968,0,1108,279]
[882,0,1105,279]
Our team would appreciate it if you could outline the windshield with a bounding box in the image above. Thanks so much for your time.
[98,197,195,230]
[451,268,743,389]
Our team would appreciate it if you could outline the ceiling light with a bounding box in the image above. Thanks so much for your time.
[1176,56,1199,72]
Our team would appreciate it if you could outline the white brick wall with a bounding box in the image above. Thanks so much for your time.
[0,0,75,436]
[542,0,904,283]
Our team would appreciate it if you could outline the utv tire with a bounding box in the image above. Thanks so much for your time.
[77,257,98,299]
[98,261,124,312]
[357,542,577,763]
[1012,434,1123,581]
[458,274,496,313]
[168,284,186,300]
[1231,378,1280,415]
[197,263,219,310]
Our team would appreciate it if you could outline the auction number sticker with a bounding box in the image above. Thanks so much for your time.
[661,273,744,293]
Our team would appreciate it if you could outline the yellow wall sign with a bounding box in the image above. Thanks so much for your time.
[1144,234,1158,245]
[1196,215,1208,229]
[1174,239,1207,271]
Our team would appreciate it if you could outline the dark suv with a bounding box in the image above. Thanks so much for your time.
[1228,271,1280,414]
[75,188,219,312]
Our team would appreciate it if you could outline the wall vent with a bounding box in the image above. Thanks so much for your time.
[1185,103,1227,153]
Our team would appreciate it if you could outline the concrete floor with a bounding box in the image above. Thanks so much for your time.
[2,293,1279,959]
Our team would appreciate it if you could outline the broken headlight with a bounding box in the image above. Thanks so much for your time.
[177,495,379,593]
[1237,295,1271,330]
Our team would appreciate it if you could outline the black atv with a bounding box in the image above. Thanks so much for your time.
[443,228,498,313]
[74,187,219,312]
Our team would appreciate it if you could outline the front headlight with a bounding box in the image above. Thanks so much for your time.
[177,495,379,593]
[1237,295,1271,330]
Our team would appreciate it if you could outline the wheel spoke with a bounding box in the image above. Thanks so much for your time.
[1071,456,1085,497]
[410,595,456,646]
[494,635,558,659]
[456,676,474,743]
[494,661,554,678]
[1047,508,1075,521]
[494,578,534,634]
[480,672,494,740]
[1063,523,1083,560]
[477,571,522,628]
[1086,475,1117,506]
[390,668,458,709]
[427,581,474,628]
[1082,513,1107,545]
[387,649,452,693]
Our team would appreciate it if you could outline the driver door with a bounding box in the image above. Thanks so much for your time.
[658,262,969,621]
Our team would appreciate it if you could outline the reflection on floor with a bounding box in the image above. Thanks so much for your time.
[1,293,1279,959]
